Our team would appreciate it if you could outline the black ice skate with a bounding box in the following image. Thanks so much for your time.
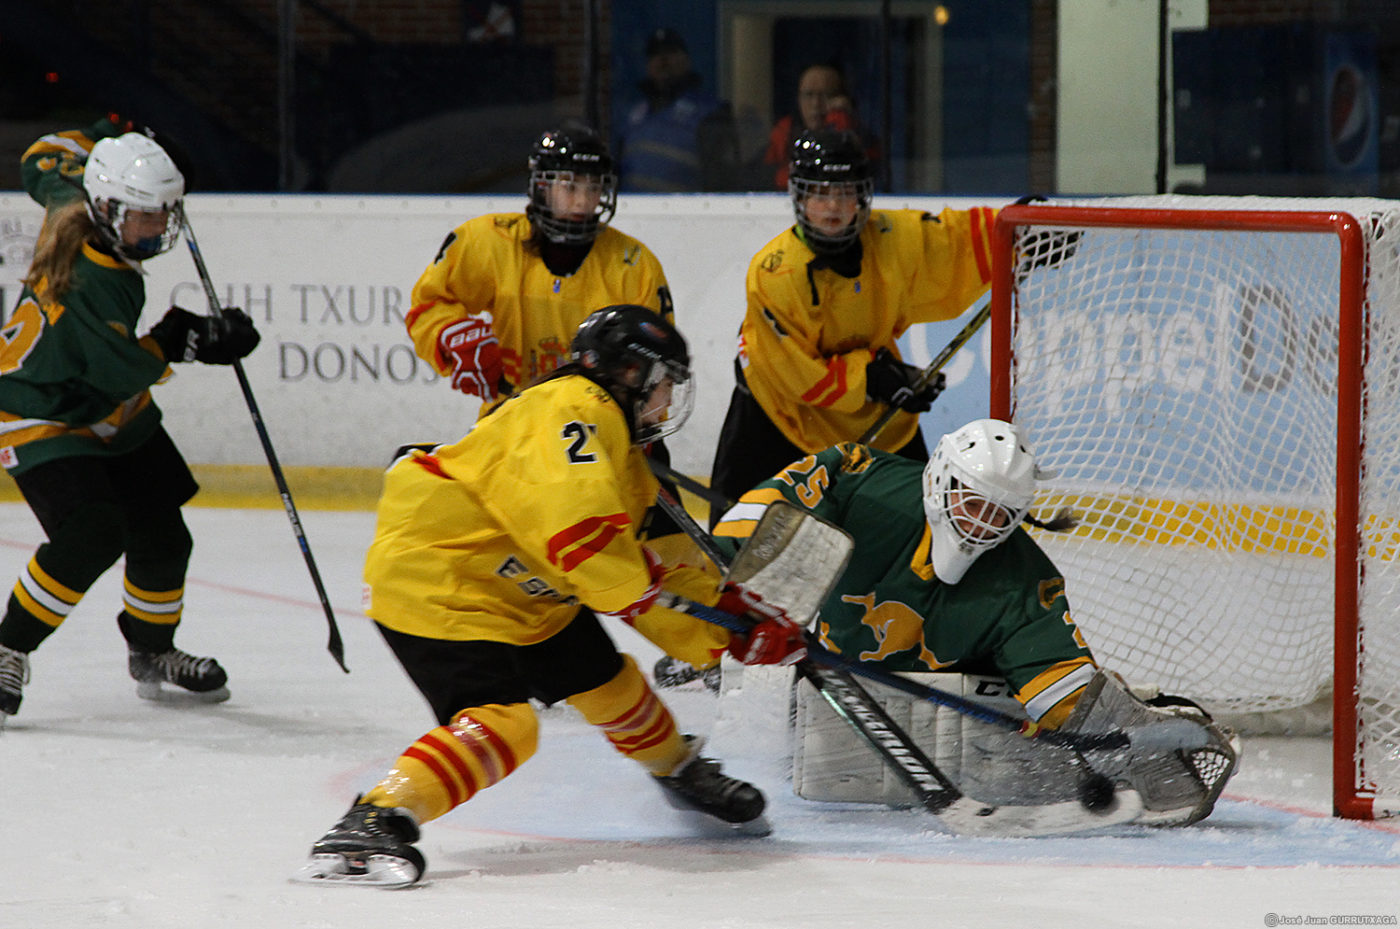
[291,796,425,888]
[0,644,30,725]
[654,736,768,834]
[128,644,230,703]
[652,655,721,694]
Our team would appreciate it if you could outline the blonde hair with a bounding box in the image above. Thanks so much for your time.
[23,201,95,300]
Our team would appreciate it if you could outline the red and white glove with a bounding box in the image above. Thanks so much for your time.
[596,548,666,626]
[719,583,808,666]
[438,313,503,400]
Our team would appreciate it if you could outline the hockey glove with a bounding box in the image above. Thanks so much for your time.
[438,313,504,400]
[865,348,944,413]
[718,584,808,666]
[596,548,667,626]
[146,306,260,365]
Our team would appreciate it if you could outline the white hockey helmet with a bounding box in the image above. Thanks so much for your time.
[82,132,185,261]
[923,418,1041,584]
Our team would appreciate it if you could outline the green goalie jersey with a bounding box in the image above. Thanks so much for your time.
[713,443,1097,725]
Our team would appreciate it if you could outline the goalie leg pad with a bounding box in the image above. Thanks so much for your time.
[1062,669,1238,826]
[793,672,1088,808]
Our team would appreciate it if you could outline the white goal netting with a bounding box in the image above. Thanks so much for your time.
[1001,195,1400,812]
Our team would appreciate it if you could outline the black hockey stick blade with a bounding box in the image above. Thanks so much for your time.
[181,211,348,673]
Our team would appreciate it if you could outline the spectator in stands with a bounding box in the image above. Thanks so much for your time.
[761,62,880,190]
[617,27,741,192]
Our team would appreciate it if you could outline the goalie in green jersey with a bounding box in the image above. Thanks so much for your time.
[713,418,1239,826]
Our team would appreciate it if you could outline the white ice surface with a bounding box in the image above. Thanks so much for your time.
[3,505,1399,929]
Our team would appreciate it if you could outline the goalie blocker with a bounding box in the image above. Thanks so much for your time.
[790,668,1238,827]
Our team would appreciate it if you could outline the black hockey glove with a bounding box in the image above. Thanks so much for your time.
[865,348,944,413]
[147,306,261,365]
[1012,195,1082,271]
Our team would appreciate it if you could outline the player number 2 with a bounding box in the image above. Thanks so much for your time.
[561,421,598,463]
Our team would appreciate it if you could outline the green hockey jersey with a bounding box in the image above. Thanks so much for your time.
[714,443,1097,724]
[0,120,170,474]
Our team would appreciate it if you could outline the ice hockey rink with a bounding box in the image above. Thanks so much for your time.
[4,503,1399,929]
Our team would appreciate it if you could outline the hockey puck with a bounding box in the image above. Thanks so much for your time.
[1079,772,1116,813]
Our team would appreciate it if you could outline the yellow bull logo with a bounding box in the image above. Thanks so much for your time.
[842,592,952,670]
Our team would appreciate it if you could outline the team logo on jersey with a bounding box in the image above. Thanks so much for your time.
[1038,577,1066,609]
[529,337,569,380]
[761,250,784,272]
[623,245,640,266]
[842,591,953,670]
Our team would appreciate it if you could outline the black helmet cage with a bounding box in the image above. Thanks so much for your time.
[527,127,618,246]
[570,305,693,444]
[788,129,874,253]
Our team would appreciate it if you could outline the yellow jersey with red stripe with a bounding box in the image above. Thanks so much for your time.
[362,373,719,644]
[406,213,672,395]
[739,206,996,453]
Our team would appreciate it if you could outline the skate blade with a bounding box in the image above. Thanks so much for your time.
[665,803,773,838]
[136,681,231,704]
[290,853,423,889]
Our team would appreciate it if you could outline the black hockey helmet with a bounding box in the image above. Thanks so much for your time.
[788,128,874,253]
[570,305,693,443]
[526,124,617,246]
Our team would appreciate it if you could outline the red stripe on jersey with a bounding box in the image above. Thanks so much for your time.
[800,355,848,407]
[412,454,449,479]
[970,207,993,283]
[404,301,439,331]
[548,513,633,572]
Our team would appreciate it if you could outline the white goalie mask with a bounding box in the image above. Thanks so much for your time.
[923,419,1042,585]
[82,132,185,261]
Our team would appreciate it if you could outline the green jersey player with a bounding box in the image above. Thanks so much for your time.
[714,419,1240,826]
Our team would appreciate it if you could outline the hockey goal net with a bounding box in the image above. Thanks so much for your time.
[991,195,1400,820]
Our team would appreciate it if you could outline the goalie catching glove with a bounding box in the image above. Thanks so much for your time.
[146,306,260,365]
[718,584,807,666]
[438,312,504,400]
[866,348,944,413]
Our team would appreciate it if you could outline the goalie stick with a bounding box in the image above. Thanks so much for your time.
[181,211,348,674]
[652,493,1138,835]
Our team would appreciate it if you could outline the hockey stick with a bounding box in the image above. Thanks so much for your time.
[647,457,734,513]
[659,592,1123,754]
[180,211,348,673]
[857,301,991,446]
[652,493,1135,834]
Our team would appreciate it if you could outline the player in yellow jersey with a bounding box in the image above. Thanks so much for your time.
[406,123,672,408]
[294,307,806,888]
[406,121,697,575]
[708,128,998,514]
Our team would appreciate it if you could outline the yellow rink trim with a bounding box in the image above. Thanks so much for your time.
[1038,492,1400,561]
[0,465,720,520]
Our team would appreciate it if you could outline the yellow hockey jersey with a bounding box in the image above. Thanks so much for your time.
[363,374,722,649]
[406,213,673,395]
[739,206,996,453]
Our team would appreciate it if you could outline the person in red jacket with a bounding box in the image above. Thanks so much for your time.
[761,63,880,190]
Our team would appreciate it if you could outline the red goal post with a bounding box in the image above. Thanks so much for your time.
[989,196,1399,820]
